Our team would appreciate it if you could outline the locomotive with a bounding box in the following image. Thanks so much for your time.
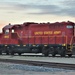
[0,21,75,57]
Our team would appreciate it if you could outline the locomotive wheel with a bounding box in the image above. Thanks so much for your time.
[68,54,72,57]
[42,47,49,57]
[0,50,2,55]
[52,53,55,57]
[60,49,66,57]
[6,50,9,55]
[52,51,56,57]
[11,51,14,55]
[6,52,9,55]
[52,48,56,57]
[18,53,21,56]
[60,52,65,57]
[43,51,49,57]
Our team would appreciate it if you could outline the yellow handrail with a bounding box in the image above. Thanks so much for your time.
[69,36,74,51]
[70,36,73,45]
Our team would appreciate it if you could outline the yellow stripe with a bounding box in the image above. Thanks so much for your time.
[14,32,67,38]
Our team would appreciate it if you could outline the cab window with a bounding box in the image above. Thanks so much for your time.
[5,29,9,34]
[12,29,14,33]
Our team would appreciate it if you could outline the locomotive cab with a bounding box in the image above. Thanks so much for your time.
[3,23,13,34]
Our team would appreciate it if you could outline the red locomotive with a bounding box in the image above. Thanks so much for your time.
[0,21,75,57]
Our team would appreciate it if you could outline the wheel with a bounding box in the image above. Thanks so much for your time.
[6,50,9,55]
[51,48,56,57]
[52,51,56,57]
[60,49,66,57]
[11,51,14,55]
[44,51,49,56]
[60,53,65,57]
[0,50,2,55]
[6,52,9,55]
[68,54,72,57]
[42,47,49,57]
[0,52,2,55]
[18,53,21,56]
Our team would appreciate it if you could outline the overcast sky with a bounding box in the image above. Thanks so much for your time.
[0,0,75,30]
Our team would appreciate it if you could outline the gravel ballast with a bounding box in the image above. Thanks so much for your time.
[0,62,75,75]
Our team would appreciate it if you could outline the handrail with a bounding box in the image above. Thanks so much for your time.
[70,36,73,45]
[69,36,74,51]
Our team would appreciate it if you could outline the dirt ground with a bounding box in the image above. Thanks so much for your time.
[21,72,75,75]
[0,71,75,75]
[22,71,75,75]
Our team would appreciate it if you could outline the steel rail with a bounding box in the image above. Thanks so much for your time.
[0,58,75,70]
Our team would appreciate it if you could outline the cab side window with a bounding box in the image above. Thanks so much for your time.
[12,29,14,33]
[5,29,9,34]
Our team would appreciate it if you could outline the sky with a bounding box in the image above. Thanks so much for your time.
[0,0,75,31]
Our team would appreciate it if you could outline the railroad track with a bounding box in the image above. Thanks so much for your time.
[1,53,75,58]
[0,57,75,70]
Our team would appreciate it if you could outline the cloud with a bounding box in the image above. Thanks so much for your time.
[27,5,61,15]
[0,2,61,14]
[59,0,75,17]
[14,4,61,15]
[61,0,75,6]
[0,0,75,17]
